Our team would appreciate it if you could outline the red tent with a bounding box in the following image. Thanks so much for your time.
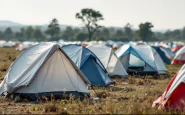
[152,65,185,110]
[171,46,183,53]
[172,46,185,64]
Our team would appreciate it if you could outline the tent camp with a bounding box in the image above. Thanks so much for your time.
[152,64,185,110]
[152,46,171,64]
[87,44,128,78]
[172,46,185,64]
[0,43,90,100]
[160,47,175,59]
[116,44,168,75]
[62,44,115,86]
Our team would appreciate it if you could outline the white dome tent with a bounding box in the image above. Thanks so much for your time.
[116,44,168,75]
[0,43,90,100]
[87,44,128,78]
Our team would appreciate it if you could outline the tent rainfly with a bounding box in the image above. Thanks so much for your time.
[116,44,168,75]
[171,45,183,53]
[172,46,185,64]
[160,47,175,59]
[87,44,128,78]
[62,44,115,86]
[152,64,185,110]
[0,43,90,100]
[152,46,171,64]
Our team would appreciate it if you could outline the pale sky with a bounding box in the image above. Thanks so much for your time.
[0,0,185,30]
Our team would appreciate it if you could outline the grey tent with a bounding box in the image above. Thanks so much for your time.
[0,43,90,100]
[87,44,128,78]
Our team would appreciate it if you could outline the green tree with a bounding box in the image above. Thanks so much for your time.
[182,27,185,39]
[25,26,34,40]
[115,29,127,41]
[74,33,88,41]
[94,30,105,41]
[73,28,81,34]
[138,22,154,41]
[20,28,26,41]
[164,30,171,40]
[76,8,104,41]
[45,18,60,41]
[0,31,3,40]
[155,32,165,40]
[172,29,181,40]
[102,28,110,40]
[116,29,124,37]
[164,29,181,40]
[33,28,43,41]
[4,27,13,41]
[60,26,74,41]
[124,23,133,40]
[15,32,21,40]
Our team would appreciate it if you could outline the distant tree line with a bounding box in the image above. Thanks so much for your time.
[0,21,185,42]
[0,8,185,42]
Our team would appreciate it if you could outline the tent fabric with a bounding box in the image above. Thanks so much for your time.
[152,46,171,64]
[152,65,185,110]
[0,43,90,100]
[87,44,128,77]
[171,46,183,53]
[160,47,175,59]
[172,46,185,64]
[116,44,168,74]
[62,44,115,86]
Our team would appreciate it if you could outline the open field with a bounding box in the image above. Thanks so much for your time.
[0,48,183,114]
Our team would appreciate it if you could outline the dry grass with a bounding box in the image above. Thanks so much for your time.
[0,48,183,114]
[0,48,22,82]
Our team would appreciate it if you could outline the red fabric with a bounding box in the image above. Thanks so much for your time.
[137,43,144,45]
[172,59,185,64]
[80,44,88,47]
[164,83,185,111]
[171,46,183,53]
[153,71,185,110]
[152,73,178,109]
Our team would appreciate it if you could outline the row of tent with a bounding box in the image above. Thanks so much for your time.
[2,40,185,65]
[0,40,184,51]
[15,41,185,65]
[0,43,169,101]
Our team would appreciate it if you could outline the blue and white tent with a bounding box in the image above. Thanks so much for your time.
[160,47,175,59]
[116,44,168,75]
[152,46,171,64]
[0,43,90,100]
[87,44,128,78]
[62,44,115,86]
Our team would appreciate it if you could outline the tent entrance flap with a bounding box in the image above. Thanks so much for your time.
[127,53,145,72]
[129,54,145,68]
